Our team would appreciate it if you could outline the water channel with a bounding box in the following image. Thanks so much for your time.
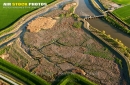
[75,0,130,48]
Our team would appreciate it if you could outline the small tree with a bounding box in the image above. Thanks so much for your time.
[65,13,70,17]
[107,35,111,39]
[69,6,74,13]
[72,14,79,19]
[73,21,82,28]
[102,30,105,34]
[115,58,122,69]
[59,14,64,18]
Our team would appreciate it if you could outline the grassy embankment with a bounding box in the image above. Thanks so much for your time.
[112,0,130,5]
[0,2,97,85]
[113,5,130,25]
[89,0,130,83]
[0,55,97,85]
[90,0,130,56]
[91,0,130,56]
[53,73,97,85]
[0,0,55,30]
[0,58,50,85]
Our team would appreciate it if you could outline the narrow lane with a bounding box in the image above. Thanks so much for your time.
[0,74,19,85]
[0,70,25,85]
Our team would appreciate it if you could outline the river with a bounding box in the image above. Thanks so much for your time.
[75,0,130,48]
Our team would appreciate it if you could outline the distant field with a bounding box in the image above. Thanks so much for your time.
[113,5,130,25]
[112,0,130,5]
[0,0,54,30]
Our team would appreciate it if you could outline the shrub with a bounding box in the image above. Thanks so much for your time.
[124,52,130,57]
[73,21,82,28]
[69,6,74,13]
[59,14,65,18]
[0,46,10,55]
[126,48,130,53]
[115,58,122,69]
[65,13,71,17]
[72,14,79,19]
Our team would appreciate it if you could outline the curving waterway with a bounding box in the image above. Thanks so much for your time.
[75,0,130,48]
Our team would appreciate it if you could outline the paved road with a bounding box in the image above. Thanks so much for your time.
[0,70,25,85]
[0,73,19,85]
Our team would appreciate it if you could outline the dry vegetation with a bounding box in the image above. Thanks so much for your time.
[0,2,126,85]
[22,9,123,84]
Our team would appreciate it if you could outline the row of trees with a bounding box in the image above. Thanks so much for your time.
[101,30,130,58]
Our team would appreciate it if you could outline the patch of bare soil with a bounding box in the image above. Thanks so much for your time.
[27,17,56,32]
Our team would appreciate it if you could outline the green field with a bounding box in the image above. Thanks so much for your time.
[0,57,97,85]
[0,0,54,30]
[0,58,50,85]
[112,0,130,5]
[113,5,130,25]
[53,73,97,85]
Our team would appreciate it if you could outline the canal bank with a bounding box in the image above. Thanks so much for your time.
[75,0,130,84]
[75,0,130,48]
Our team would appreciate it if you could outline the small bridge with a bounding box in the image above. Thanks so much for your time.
[84,15,105,20]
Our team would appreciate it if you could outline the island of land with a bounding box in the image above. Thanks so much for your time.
[0,0,130,85]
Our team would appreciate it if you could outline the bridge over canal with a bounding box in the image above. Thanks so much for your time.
[84,15,105,20]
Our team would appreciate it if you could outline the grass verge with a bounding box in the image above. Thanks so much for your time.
[112,0,130,5]
[113,5,130,25]
[0,0,55,30]
[53,72,97,85]
[0,58,50,85]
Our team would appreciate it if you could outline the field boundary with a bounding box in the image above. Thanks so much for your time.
[108,12,130,29]
[0,58,50,85]
[0,0,63,37]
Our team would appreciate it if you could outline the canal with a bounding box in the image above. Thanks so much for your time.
[75,0,130,48]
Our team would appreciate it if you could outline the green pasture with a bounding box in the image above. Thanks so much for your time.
[112,0,130,5]
[113,5,130,25]
[53,73,97,85]
[0,58,50,85]
[0,0,54,30]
